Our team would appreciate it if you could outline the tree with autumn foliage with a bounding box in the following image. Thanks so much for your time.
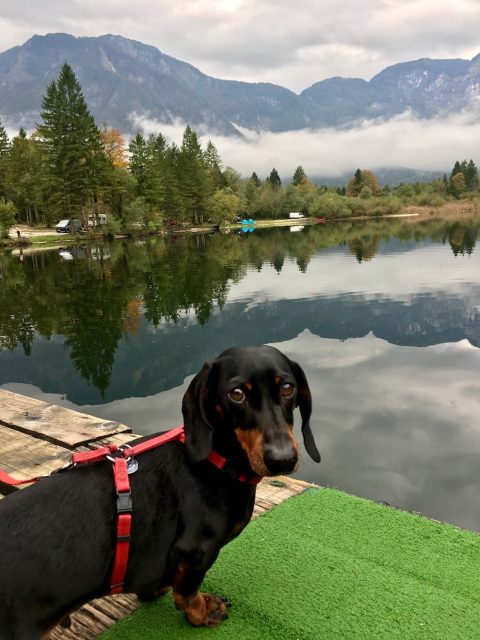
[101,127,128,168]
[448,159,478,198]
[346,169,380,196]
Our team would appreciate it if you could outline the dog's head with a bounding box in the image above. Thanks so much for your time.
[182,345,320,477]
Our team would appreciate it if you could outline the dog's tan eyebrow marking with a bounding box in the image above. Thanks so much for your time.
[244,382,253,391]
[274,375,281,385]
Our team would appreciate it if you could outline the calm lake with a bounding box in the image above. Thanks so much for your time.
[1,217,480,531]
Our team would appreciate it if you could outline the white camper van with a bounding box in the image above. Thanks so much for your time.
[288,212,304,219]
[88,214,107,227]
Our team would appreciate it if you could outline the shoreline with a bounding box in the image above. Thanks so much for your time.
[3,204,480,255]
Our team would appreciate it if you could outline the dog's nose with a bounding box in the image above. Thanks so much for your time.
[263,445,298,475]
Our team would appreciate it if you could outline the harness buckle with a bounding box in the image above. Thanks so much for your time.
[116,491,133,513]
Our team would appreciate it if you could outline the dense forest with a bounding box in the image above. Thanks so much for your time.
[0,63,479,238]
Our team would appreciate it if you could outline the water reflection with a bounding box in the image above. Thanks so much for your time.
[278,331,480,532]
[2,217,480,530]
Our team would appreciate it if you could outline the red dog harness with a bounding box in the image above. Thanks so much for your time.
[0,425,260,595]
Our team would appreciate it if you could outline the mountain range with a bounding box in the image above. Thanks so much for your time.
[0,33,479,138]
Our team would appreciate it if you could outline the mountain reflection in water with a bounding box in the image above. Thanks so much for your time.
[1,217,480,531]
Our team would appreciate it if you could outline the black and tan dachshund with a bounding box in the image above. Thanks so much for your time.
[0,345,320,639]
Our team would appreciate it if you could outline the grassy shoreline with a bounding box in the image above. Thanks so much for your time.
[3,201,480,252]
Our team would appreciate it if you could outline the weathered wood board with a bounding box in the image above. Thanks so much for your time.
[0,423,72,491]
[0,390,131,448]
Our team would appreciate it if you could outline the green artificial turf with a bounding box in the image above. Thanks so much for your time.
[100,489,480,639]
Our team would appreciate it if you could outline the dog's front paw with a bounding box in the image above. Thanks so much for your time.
[201,593,231,627]
[181,592,230,627]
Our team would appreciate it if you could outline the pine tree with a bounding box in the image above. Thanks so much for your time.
[37,63,105,220]
[128,133,149,197]
[177,126,209,225]
[204,141,225,193]
[0,119,9,198]
[450,161,462,179]
[251,172,261,187]
[465,160,478,192]
[0,120,8,157]
[267,168,281,189]
[292,165,307,186]
[162,144,185,222]
[143,134,168,210]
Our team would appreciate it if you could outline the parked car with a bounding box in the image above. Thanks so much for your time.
[288,212,305,219]
[55,219,83,233]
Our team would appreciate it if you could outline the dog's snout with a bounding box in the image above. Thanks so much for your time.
[263,444,298,475]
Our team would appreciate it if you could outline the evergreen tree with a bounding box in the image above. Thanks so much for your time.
[143,133,168,211]
[0,120,8,157]
[267,168,282,189]
[450,161,462,179]
[37,63,105,220]
[292,165,307,186]
[177,126,209,225]
[128,133,149,197]
[161,144,185,221]
[204,140,225,193]
[251,172,261,187]
[245,174,261,209]
[0,119,9,198]
[465,160,478,192]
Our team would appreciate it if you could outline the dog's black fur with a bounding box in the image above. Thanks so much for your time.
[0,345,320,639]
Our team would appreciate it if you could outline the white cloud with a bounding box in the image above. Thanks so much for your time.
[131,106,480,178]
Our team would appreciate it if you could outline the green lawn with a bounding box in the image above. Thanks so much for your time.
[101,489,480,640]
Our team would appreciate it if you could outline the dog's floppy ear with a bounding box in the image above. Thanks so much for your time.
[182,360,218,462]
[289,359,321,463]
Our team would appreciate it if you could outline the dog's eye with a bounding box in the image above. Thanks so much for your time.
[228,387,246,403]
[280,382,295,398]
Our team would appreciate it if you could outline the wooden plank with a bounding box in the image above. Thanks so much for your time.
[0,424,72,492]
[0,390,131,448]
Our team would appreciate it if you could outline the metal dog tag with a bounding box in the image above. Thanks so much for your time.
[127,458,139,474]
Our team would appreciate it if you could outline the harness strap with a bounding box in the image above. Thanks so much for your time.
[0,424,261,595]
[127,425,185,456]
[0,468,45,486]
[71,444,119,465]
[109,457,132,594]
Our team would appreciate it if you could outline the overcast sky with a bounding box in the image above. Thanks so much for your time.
[1,0,479,92]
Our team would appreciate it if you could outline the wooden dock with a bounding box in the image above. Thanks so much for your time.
[0,389,314,639]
